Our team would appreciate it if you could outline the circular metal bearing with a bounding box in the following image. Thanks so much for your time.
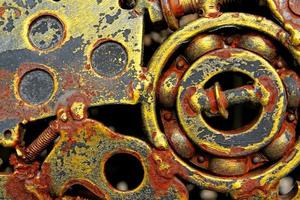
[177,48,287,157]
[142,12,300,197]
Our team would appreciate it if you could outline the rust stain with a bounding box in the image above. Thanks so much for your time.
[0,7,5,17]
[148,149,187,197]
[5,155,52,200]
[257,76,278,112]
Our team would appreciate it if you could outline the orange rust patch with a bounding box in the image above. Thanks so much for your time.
[148,149,188,197]
[257,76,278,112]
[5,155,52,200]
[0,7,5,17]
[182,87,197,117]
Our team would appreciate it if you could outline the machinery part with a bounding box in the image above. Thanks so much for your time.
[0,0,299,199]
[17,120,59,162]
[142,12,300,199]
[179,48,286,157]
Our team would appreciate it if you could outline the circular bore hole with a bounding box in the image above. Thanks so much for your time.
[3,130,12,139]
[91,41,128,77]
[19,69,54,105]
[203,72,262,131]
[28,15,64,50]
[119,0,136,9]
[104,153,144,191]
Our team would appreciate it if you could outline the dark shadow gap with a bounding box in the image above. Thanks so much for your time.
[63,184,102,200]
[88,104,147,141]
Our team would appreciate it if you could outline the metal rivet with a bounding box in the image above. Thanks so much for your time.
[288,114,296,122]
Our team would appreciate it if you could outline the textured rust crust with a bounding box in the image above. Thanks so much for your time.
[0,0,299,199]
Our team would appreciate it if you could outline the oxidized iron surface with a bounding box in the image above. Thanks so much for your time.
[0,0,299,199]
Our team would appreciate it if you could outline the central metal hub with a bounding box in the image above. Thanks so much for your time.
[177,48,287,157]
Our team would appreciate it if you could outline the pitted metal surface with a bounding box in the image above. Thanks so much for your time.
[19,69,54,104]
[0,0,299,199]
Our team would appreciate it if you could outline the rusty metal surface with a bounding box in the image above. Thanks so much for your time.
[0,0,299,199]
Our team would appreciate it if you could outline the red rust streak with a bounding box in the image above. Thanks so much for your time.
[148,149,188,198]
[0,7,5,17]
[128,80,134,100]
[206,87,218,114]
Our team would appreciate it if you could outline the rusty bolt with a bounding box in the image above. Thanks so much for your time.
[164,112,173,121]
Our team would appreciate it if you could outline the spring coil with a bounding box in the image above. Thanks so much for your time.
[24,120,59,162]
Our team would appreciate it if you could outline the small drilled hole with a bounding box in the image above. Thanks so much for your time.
[4,130,12,139]
[198,9,204,16]
[119,0,136,9]
[104,153,144,191]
